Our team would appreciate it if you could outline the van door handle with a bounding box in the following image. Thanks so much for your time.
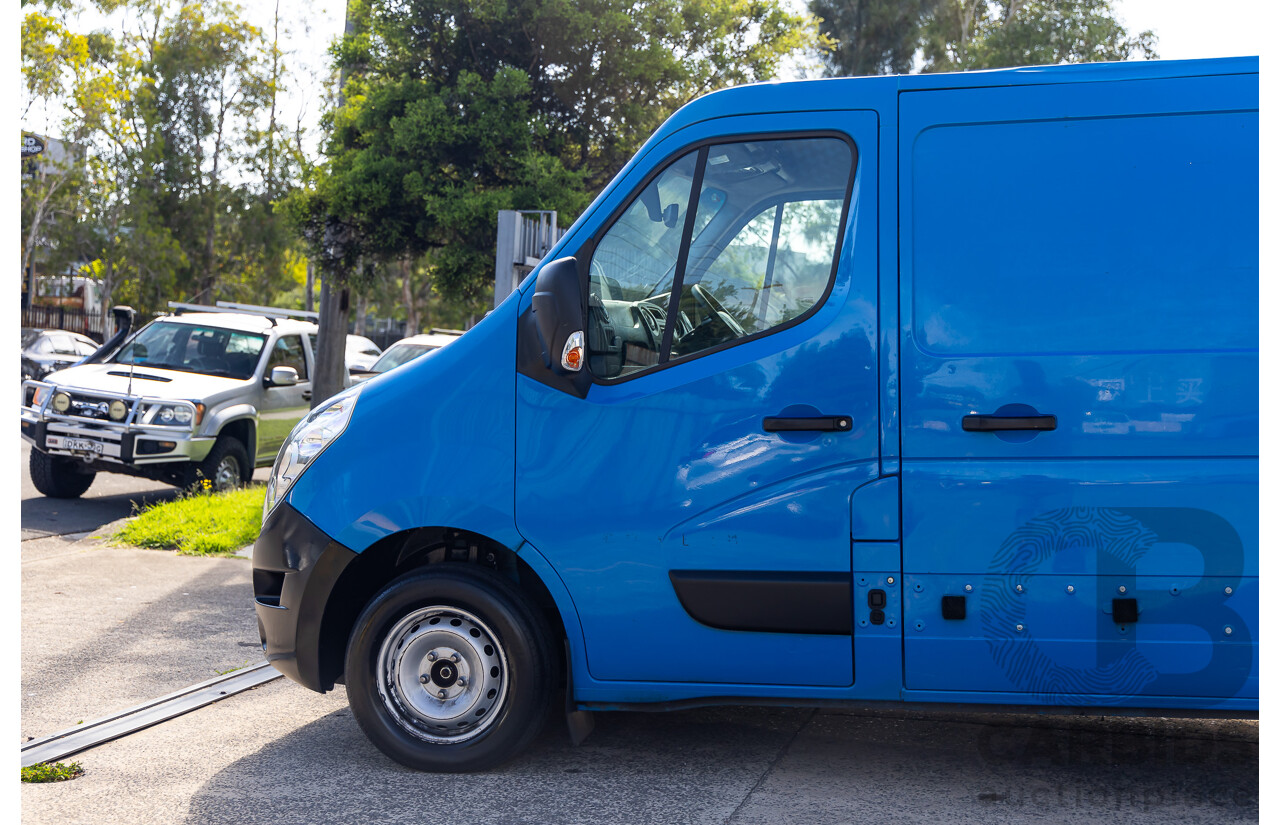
[962,413,1057,432]
[301,390,312,402]
[763,415,853,433]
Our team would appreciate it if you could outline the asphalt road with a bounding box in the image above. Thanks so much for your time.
[20,439,269,540]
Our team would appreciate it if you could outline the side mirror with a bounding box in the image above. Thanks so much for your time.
[531,257,585,374]
[268,366,299,387]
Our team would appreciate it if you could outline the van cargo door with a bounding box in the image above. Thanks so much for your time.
[897,73,1258,705]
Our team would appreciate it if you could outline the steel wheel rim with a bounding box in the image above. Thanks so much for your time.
[213,455,240,490]
[376,605,509,744]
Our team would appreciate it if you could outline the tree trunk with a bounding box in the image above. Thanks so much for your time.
[312,277,350,408]
[354,293,368,335]
[311,0,359,407]
[305,259,315,312]
[400,257,418,336]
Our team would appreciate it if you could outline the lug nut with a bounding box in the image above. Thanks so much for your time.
[438,690,447,699]
[419,675,429,684]
[427,651,437,662]
[457,677,466,687]
[451,653,460,663]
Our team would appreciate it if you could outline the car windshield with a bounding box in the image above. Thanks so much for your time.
[371,343,434,373]
[113,321,266,379]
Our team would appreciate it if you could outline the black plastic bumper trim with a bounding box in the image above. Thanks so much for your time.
[669,570,851,635]
[253,502,357,692]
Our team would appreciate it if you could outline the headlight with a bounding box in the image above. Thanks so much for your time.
[150,403,203,426]
[264,387,361,519]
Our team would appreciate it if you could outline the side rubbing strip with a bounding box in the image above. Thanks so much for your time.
[669,570,852,635]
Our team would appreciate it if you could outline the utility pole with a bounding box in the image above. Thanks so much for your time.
[310,0,357,408]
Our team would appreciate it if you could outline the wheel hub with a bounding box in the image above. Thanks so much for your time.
[376,607,508,744]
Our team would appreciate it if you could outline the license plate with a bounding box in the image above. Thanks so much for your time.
[62,438,103,455]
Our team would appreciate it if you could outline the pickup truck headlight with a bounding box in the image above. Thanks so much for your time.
[149,403,205,425]
[264,386,361,519]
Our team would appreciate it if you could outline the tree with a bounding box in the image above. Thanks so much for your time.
[290,0,822,312]
[920,0,1157,72]
[811,0,1156,77]
[23,0,312,321]
[811,0,936,76]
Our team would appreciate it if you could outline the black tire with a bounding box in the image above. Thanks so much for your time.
[29,449,96,499]
[187,436,250,492]
[345,564,556,772]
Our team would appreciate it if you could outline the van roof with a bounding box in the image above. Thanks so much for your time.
[664,56,1256,134]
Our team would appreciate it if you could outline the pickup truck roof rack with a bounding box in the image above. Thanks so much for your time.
[167,301,320,324]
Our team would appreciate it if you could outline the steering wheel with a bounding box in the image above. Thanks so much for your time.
[690,283,746,338]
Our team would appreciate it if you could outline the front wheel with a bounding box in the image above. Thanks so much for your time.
[345,564,556,772]
[187,436,249,492]
[29,449,95,498]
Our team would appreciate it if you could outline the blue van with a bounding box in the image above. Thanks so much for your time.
[253,57,1259,771]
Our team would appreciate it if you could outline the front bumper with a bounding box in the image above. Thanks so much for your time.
[253,501,357,692]
[20,380,213,466]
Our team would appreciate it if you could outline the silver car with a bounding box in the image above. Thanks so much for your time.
[20,308,334,498]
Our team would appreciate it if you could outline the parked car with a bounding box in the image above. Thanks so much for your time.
[349,330,462,383]
[346,335,382,372]
[21,304,342,498]
[21,328,99,382]
[253,57,1259,773]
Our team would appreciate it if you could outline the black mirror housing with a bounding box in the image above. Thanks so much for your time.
[531,257,584,374]
[517,256,591,398]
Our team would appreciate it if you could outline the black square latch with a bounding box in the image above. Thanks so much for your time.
[1112,598,1139,624]
[868,589,887,609]
[941,595,966,620]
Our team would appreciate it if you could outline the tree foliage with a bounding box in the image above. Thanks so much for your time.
[21,0,307,318]
[289,0,822,306]
[813,0,1156,77]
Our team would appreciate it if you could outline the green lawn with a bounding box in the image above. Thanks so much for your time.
[113,486,265,557]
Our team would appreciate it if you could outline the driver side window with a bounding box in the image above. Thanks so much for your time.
[587,151,698,378]
[267,335,308,380]
[587,136,855,379]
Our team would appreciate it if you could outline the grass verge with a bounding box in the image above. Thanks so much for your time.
[21,762,84,783]
[113,486,265,557]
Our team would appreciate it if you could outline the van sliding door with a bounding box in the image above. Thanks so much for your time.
[897,73,1258,707]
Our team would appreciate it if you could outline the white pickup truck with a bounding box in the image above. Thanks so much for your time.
[21,303,337,498]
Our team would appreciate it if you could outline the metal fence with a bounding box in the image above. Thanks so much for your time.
[22,306,105,342]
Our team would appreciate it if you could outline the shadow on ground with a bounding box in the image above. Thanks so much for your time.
[183,704,1258,825]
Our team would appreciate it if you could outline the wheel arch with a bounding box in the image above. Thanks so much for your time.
[316,526,571,693]
[215,416,257,468]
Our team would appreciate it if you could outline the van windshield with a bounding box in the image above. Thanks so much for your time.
[114,321,266,379]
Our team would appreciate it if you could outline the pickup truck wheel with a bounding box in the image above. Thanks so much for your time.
[29,449,95,498]
[189,436,249,492]
[345,564,556,772]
